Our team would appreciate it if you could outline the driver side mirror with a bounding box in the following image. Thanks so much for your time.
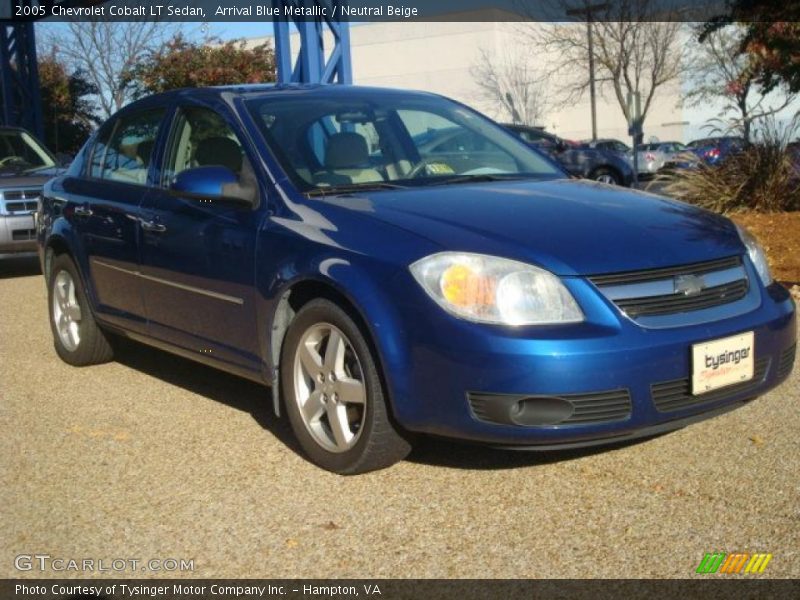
[170,166,256,207]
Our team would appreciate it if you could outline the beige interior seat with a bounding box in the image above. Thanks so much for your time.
[314,132,383,185]
[195,136,243,174]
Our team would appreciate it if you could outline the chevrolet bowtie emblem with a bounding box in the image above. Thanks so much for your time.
[674,274,705,296]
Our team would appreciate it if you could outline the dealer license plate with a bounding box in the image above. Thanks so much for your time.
[691,332,755,395]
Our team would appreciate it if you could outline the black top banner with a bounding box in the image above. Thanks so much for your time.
[3,0,731,23]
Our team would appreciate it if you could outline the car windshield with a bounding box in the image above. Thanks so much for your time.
[0,129,56,171]
[245,91,563,194]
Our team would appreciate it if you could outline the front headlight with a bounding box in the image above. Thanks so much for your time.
[410,252,584,326]
[736,224,773,286]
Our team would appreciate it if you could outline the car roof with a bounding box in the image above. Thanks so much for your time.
[502,124,558,138]
[118,83,444,114]
[689,136,742,144]
[642,141,681,148]
[582,138,628,146]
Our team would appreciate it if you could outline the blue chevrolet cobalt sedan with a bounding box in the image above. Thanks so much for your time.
[37,85,796,473]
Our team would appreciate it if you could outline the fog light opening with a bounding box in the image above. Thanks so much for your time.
[509,397,575,426]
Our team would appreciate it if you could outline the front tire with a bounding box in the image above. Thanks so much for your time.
[281,299,412,474]
[48,254,114,366]
[591,167,621,185]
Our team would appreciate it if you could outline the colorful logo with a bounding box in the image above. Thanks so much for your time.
[696,552,772,574]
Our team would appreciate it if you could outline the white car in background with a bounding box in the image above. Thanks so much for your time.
[636,141,687,175]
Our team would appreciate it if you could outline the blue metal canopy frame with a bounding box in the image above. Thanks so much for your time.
[0,1,354,136]
[1,17,42,136]
[272,0,353,85]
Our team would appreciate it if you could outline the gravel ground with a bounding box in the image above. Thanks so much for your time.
[1,255,798,579]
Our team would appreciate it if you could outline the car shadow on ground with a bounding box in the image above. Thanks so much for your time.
[406,433,663,471]
[0,254,40,279]
[111,338,302,456]
[113,337,663,472]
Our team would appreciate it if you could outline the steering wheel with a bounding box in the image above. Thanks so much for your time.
[406,157,453,179]
[0,155,25,167]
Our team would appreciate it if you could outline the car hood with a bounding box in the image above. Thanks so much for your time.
[328,179,743,276]
[0,166,63,188]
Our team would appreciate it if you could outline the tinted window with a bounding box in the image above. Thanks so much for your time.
[162,106,246,184]
[305,116,382,168]
[246,92,561,192]
[0,129,55,170]
[89,108,165,184]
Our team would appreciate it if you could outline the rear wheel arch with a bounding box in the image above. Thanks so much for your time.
[47,253,114,365]
[44,236,72,284]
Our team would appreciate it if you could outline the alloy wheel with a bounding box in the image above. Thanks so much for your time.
[52,270,83,352]
[292,323,367,453]
[595,173,617,184]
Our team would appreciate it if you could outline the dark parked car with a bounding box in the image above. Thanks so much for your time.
[687,136,745,165]
[0,127,63,256]
[505,124,634,186]
[38,85,796,474]
[582,137,633,159]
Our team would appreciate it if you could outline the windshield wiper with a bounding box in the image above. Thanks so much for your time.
[422,174,526,187]
[306,182,408,197]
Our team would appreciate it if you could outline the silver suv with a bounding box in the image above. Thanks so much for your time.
[0,127,61,256]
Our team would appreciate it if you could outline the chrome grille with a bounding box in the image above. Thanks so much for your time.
[589,256,748,319]
[12,228,36,241]
[3,189,40,201]
[589,256,741,286]
[651,357,769,412]
[614,279,748,317]
[2,189,41,215]
[5,201,38,213]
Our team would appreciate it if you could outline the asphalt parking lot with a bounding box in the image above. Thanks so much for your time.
[1,255,798,579]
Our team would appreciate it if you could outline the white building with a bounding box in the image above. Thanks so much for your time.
[246,19,690,144]
[244,15,800,143]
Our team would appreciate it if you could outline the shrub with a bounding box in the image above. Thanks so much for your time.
[657,116,800,213]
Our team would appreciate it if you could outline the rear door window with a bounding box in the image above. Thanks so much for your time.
[89,108,166,185]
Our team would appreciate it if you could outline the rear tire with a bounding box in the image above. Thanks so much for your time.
[48,254,114,366]
[281,299,412,474]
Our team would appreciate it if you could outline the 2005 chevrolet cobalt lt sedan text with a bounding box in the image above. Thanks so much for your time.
[37,85,796,473]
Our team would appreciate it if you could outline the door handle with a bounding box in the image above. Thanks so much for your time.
[73,205,93,217]
[141,219,167,233]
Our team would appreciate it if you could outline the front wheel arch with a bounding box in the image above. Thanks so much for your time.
[279,297,413,473]
[268,278,399,421]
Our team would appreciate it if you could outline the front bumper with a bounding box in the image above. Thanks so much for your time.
[0,214,37,254]
[386,275,796,447]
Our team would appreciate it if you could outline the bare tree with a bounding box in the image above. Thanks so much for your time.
[472,46,549,126]
[42,20,177,119]
[520,0,684,131]
[687,24,796,142]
